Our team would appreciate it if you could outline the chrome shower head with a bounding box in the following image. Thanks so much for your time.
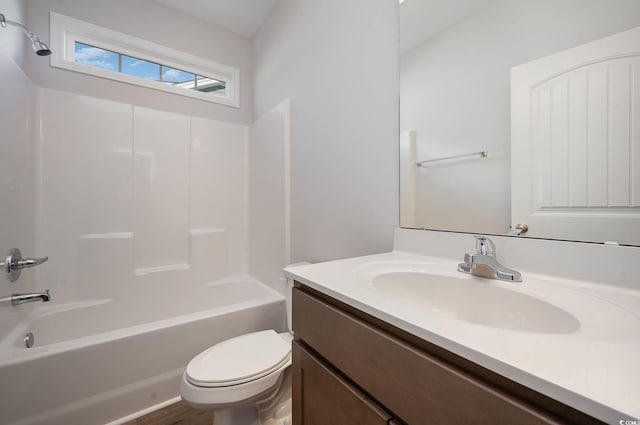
[0,13,52,56]
[28,34,52,56]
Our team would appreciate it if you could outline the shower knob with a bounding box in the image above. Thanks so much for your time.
[1,248,49,282]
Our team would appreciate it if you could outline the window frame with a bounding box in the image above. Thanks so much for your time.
[50,12,240,107]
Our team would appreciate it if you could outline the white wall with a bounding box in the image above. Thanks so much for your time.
[253,0,399,263]
[401,0,640,234]
[0,0,27,67]
[24,0,252,125]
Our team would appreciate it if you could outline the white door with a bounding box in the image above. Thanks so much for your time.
[511,26,640,245]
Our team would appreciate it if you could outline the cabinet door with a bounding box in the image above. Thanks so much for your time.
[292,341,392,425]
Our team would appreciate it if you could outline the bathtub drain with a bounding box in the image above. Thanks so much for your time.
[24,332,34,348]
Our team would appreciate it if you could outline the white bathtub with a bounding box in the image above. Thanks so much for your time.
[0,277,285,425]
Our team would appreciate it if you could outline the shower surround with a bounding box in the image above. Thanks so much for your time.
[0,55,286,424]
[37,89,250,295]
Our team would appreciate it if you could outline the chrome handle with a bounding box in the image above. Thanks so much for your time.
[473,235,496,256]
[1,248,49,282]
[14,257,49,269]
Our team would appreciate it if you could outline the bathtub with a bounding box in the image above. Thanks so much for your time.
[0,277,285,425]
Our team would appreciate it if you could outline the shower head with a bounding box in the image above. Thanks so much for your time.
[0,13,52,56]
[30,36,52,56]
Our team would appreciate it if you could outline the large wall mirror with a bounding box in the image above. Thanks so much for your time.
[399,0,640,246]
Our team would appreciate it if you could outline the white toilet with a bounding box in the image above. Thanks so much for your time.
[180,272,301,425]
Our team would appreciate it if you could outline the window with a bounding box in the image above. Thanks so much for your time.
[50,13,239,107]
[72,42,227,95]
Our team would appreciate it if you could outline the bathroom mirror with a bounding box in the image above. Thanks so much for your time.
[399,0,640,246]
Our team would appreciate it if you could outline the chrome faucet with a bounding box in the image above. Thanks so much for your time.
[457,236,522,282]
[0,289,51,306]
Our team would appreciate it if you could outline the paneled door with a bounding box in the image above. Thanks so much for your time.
[511,26,640,245]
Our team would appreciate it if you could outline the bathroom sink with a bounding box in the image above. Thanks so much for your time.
[370,271,581,334]
[352,260,582,335]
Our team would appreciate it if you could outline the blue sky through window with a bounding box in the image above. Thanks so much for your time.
[122,55,160,80]
[162,66,194,83]
[74,42,118,71]
[73,41,225,95]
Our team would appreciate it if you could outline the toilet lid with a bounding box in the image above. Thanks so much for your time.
[185,330,291,388]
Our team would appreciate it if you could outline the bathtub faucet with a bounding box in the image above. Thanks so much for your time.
[0,289,51,306]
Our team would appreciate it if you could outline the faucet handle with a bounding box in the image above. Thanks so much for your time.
[474,235,496,256]
[1,248,49,282]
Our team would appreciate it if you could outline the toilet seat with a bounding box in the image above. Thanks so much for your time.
[185,330,291,388]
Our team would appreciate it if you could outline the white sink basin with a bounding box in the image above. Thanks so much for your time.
[352,260,639,338]
[370,271,580,334]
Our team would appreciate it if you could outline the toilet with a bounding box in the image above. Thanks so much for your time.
[180,269,303,425]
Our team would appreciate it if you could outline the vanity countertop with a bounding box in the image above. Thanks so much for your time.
[284,249,640,423]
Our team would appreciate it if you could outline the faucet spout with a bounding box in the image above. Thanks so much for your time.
[0,289,51,306]
[457,236,522,282]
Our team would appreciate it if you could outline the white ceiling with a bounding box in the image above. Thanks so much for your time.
[400,0,494,53]
[152,0,489,49]
[152,0,277,38]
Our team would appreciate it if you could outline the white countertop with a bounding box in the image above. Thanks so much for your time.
[284,249,640,423]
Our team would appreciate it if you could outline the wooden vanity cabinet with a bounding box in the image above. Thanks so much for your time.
[292,342,393,424]
[292,284,604,425]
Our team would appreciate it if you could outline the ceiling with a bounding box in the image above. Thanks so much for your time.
[151,0,490,50]
[152,0,277,38]
[400,0,493,53]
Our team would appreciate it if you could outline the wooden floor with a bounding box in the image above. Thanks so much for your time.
[123,401,213,425]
